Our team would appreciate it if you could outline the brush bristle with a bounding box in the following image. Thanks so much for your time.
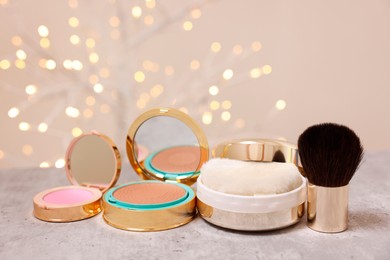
[298,123,364,187]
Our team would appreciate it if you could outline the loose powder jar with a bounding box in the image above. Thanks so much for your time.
[196,139,307,231]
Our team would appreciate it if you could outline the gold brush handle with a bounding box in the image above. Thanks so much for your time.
[307,184,349,233]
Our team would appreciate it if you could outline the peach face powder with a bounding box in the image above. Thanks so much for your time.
[149,146,200,173]
[112,182,186,204]
[105,181,193,211]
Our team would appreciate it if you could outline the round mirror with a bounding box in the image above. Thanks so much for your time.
[66,132,121,192]
[126,108,209,185]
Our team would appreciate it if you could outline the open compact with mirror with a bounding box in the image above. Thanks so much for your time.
[33,132,121,222]
[102,108,209,231]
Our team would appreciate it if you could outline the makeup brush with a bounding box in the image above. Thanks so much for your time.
[298,123,364,233]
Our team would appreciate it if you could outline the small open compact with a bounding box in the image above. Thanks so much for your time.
[197,139,307,231]
[33,132,121,222]
[102,108,209,231]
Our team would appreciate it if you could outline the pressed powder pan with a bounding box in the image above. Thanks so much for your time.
[144,145,201,179]
[112,182,187,205]
[42,187,97,204]
[150,146,200,173]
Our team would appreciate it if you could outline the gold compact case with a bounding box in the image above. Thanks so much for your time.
[197,138,307,231]
[102,108,209,231]
[33,132,121,222]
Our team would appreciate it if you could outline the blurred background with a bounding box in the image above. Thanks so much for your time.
[1,0,389,169]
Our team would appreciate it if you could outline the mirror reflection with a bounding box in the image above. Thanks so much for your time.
[134,116,200,180]
[69,135,117,188]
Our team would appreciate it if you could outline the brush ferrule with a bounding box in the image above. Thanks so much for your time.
[307,183,349,233]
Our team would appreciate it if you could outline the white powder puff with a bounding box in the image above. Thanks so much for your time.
[200,158,303,196]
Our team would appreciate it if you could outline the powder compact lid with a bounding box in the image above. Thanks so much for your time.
[213,138,300,166]
[33,132,121,222]
[126,108,209,186]
[65,131,121,191]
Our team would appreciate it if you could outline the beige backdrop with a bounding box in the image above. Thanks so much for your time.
[0,0,389,169]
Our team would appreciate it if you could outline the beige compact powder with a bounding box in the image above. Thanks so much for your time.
[150,146,200,173]
[112,182,187,204]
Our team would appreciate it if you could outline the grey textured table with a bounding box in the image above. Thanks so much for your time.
[1,151,389,260]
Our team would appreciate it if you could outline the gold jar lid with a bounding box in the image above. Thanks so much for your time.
[213,138,300,166]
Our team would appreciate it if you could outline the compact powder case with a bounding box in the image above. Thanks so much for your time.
[102,108,209,231]
[33,132,121,222]
[196,139,307,231]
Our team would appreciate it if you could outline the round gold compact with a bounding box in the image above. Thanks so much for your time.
[102,107,209,231]
[33,132,121,222]
[197,138,306,231]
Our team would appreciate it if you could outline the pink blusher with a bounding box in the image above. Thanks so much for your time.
[34,186,102,209]
[43,188,93,204]
[33,185,103,222]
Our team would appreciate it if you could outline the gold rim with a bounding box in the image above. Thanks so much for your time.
[102,193,196,231]
[126,108,209,186]
[213,138,301,168]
